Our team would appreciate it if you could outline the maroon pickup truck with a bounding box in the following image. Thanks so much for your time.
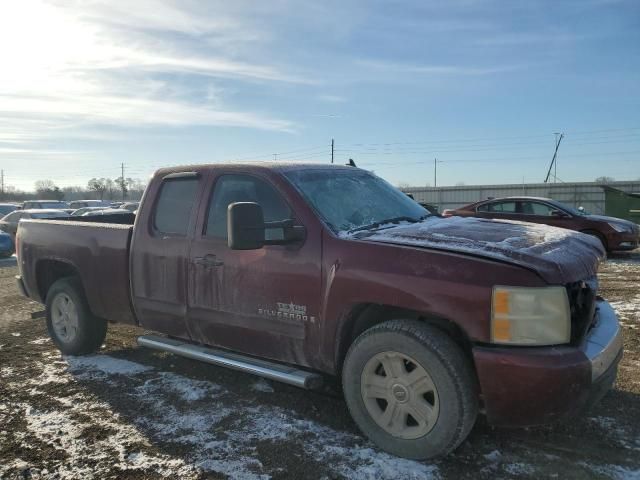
[15,163,623,460]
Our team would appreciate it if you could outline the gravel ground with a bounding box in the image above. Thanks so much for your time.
[1,252,639,479]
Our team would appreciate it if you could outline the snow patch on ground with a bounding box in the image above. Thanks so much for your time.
[11,332,20,337]
[21,402,199,479]
[483,450,502,462]
[503,462,535,475]
[65,355,439,480]
[609,297,640,329]
[582,462,640,480]
[589,416,640,451]
[29,337,50,345]
[65,354,154,378]
[28,360,70,386]
[251,377,275,393]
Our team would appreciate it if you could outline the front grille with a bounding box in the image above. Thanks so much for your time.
[566,277,597,344]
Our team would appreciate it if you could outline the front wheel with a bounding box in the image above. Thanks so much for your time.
[342,320,477,460]
[46,277,107,355]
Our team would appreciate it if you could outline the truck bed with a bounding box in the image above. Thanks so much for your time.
[19,219,136,324]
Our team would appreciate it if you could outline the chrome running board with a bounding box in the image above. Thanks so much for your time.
[137,334,323,389]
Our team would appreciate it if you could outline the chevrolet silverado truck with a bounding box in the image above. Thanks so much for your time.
[15,163,623,460]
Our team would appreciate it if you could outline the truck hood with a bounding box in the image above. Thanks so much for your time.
[349,216,605,284]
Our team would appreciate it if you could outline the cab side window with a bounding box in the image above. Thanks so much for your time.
[520,201,554,216]
[479,201,516,213]
[153,178,199,235]
[205,175,292,240]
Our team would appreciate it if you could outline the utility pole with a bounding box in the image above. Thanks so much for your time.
[331,139,334,164]
[553,132,560,183]
[544,133,564,183]
[273,153,277,161]
[0,169,4,199]
[121,163,125,200]
[434,159,443,187]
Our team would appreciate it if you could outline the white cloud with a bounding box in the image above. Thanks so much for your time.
[357,59,523,76]
[0,0,301,146]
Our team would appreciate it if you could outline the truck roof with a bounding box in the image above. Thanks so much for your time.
[154,162,358,177]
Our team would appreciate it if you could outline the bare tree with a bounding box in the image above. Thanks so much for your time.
[34,179,55,192]
[595,176,615,184]
[87,178,109,200]
[34,180,64,200]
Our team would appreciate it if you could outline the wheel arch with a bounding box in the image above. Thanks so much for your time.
[36,258,84,303]
[334,303,475,376]
[579,229,608,251]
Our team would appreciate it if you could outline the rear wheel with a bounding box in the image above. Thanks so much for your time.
[46,277,107,355]
[342,320,477,460]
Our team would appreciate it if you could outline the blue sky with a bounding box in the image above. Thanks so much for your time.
[0,0,638,191]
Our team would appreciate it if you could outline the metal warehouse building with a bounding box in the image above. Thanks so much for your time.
[403,181,640,216]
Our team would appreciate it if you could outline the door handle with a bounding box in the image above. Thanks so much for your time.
[193,254,224,267]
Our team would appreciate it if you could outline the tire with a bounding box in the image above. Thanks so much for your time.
[45,277,107,355]
[342,320,477,460]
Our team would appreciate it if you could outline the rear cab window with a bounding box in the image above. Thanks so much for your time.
[153,176,200,236]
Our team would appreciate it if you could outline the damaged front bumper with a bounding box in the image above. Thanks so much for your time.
[472,299,623,427]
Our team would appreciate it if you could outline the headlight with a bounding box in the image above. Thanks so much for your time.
[608,222,630,233]
[491,286,570,345]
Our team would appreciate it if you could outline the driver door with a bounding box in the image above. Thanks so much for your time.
[186,172,322,367]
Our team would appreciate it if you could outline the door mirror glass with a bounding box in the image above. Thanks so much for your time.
[227,202,265,250]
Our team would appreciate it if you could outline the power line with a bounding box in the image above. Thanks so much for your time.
[342,127,640,148]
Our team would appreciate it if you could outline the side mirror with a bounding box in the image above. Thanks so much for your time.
[550,209,568,218]
[227,202,265,250]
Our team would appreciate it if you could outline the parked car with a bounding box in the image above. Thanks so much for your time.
[0,209,69,236]
[0,230,13,257]
[16,163,621,460]
[405,194,439,215]
[71,206,109,216]
[81,208,133,216]
[22,200,69,210]
[119,202,140,212]
[68,200,111,209]
[443,196,640,252]
[0,203,20,217]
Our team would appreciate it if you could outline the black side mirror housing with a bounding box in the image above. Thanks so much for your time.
[550,209,568,218]
[227,202,307,250]
[228,202,265,250]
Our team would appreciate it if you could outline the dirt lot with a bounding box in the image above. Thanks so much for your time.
[1,252,639,480]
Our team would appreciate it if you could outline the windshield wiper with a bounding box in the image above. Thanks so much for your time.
[348,215,428,234]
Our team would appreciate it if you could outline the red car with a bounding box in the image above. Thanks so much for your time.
[444,196,639,253]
